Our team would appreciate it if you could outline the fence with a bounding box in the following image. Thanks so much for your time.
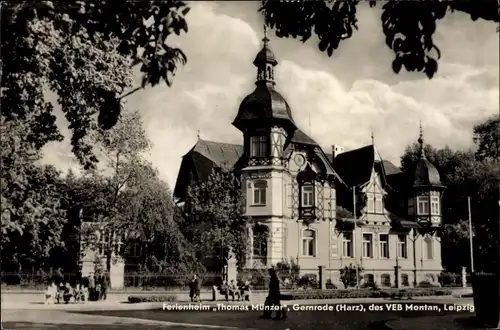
[1,269,470,291]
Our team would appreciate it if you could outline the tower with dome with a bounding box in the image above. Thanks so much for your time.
[173,28,445,287]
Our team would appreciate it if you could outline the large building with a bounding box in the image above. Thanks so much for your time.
[173,30,445,288]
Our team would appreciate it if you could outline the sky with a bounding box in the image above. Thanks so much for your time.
[42,1,500,190]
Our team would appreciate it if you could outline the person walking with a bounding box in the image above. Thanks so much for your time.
[88,273,96,301]
[101,273,108,301]
[260,268,287,320]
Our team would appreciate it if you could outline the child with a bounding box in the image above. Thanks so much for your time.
[44,282,57,304]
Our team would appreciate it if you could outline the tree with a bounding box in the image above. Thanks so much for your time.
[79,110,151,268]
[261,0,499,78]
[1,1,190,169]
[0,116,68,274]
[473,115,500,162]
[117,162,202,285]
[184,169,254,270]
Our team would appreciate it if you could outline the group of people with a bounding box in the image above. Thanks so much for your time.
[43,272,109,304]
[44,282,88,304]
[219,279,251,301]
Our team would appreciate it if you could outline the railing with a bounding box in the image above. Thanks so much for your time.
[0,269,471,291]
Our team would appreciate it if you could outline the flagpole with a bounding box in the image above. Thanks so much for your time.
[353,187,359,289]
[468,197,474,273]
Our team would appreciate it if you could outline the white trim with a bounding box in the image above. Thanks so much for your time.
[301,228,317,257]
[362,232,374,258]
[397,234,408,259]
[378,233,390,259]
[251,180,267,206]
[342,231,354,258]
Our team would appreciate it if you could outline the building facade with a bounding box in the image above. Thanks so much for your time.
[173,31,446,288]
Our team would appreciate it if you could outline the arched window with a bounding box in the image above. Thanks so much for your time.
[253,225,268,257]
[425,235,434,259]
[381,274,391,287]
[302,229,316,257]
[364,274,374,285]
[401,274,409,286]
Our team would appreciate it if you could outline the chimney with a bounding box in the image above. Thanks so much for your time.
[331,145,344,163]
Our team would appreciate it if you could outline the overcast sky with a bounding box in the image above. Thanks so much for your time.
[42,1,499,190]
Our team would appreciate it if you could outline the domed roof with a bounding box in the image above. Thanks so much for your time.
[412,125,444,189]
[253,46,277,67]
[413,157,443,188]
[232,83,296,131]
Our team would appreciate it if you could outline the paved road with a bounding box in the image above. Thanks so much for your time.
[2,303,474,330]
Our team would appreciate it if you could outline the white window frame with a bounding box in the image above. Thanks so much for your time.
[301,185,315,208]
[425,235,434,260]
[374,195,383,214]
[362,233,373,258]
[342,232,353,258]
[397,235,408,259]
[430,196,440,215]
[417,196,429,215]
[379,234,389,259]
[252,181,267,206]
[302,229,316,257]
[367,194,374,213]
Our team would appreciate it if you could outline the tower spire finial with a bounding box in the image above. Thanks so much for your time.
[197,129,200,140]
[263,24,269,45]
[418,121,426,158]
[371,132,375,146]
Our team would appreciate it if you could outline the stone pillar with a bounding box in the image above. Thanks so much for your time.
[318,266,326,290]
[461,266,467,288]
[109,255,125,289]
[227,258,237,284]
[394,265,401,288]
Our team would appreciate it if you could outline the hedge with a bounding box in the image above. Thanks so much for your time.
[127,288,451,303]
[279,288,452,300]
[128,295,178,303]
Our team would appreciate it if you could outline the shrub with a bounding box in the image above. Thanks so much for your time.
[438,272,460,287]
[298,274,318,289]
[280,287,452,300]
[339,264,363,289]
[325,279,337,289]
[362,281,380,290]
[418,280,439,288]
[128,295,178,303]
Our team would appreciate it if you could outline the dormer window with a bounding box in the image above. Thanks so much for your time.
[301,185,315,207]
[250,136,269,158]
[417,196,429,215]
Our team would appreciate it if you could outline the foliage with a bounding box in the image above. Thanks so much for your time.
[438,272,461,287]
[339,263,363,289]
[261,0,499,78]
[128,295,177,303]
[184,169,253,269]
[473,115,500,162]
[280,287,451,300]
[298,273,318,289]
[1,0,190,168]
[1,117,68,272]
